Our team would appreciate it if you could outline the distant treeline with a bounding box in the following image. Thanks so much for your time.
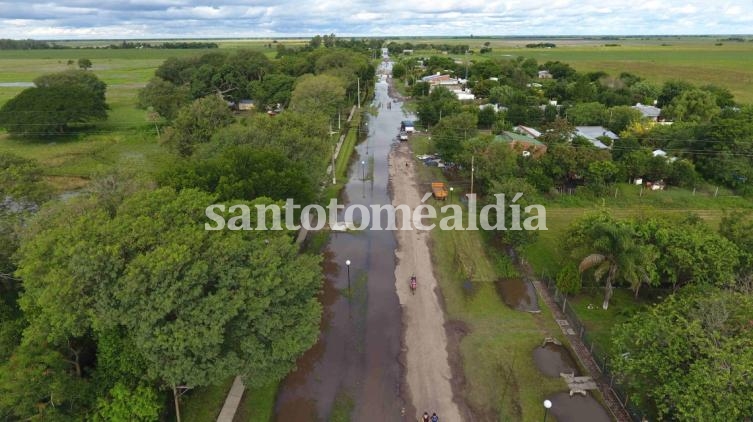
[0,39,219,50]
[108,41,219,49]
[525,42,556,48]
[386,42,469,54]
[0,39,67,50]
[717,37,749,42]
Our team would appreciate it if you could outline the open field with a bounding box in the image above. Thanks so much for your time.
[393,36,753,104]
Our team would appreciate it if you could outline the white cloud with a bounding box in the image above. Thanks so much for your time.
[0,0,751,38]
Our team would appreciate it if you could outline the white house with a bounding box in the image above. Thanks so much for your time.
[538,70,553,79]
[575,126,619,150]
[633,103,662,121]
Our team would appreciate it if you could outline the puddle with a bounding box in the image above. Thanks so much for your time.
[494,277,539,311]
[547,391,611,422]
[0,82,34,87]
[533,343,580,378]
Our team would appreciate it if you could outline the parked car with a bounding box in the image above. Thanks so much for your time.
[398,131,409,141]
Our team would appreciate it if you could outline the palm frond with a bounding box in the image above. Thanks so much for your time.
[579,254,606,273]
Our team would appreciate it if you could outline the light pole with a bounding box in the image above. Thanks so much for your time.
[543,399,552,422]
[449,186,454,202]
[361,160,366,181]
[345,259,351,290]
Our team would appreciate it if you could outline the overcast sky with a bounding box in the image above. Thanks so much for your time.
[0,0,752,39]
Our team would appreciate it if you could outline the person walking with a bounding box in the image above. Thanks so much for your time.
[431,413,438,422]
[421,412,430,422]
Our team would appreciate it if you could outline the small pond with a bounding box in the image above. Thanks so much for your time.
[494,277,539,312]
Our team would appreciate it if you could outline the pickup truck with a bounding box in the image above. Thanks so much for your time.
[431,182,448,200]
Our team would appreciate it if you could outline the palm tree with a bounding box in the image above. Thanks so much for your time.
[577,222,654,309]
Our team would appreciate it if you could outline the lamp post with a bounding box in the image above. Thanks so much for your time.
[543,399,552,422]
[361,160,366,181]
[449,186,454,202]
[345,259,351,290]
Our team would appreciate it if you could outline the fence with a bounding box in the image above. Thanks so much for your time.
[538,274,648,422]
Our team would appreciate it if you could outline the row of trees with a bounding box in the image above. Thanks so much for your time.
[139,45,374,118]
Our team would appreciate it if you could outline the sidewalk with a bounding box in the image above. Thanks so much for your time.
[530,278,631,422]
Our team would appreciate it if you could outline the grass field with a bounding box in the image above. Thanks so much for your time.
[394,36,753,104]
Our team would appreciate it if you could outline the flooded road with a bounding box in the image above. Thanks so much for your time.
[275,62,409,421]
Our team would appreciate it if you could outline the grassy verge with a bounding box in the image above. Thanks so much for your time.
[181,378,235,422]
[233,384,277,422]
[431,214,566,420]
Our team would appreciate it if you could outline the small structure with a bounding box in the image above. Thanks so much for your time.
[495,131,548,157]
[633,103,662,121]
[238,99,255,111]
[560,373,598,397]
[575,126,619,150]
[402,49,413,55]
[538,70,553,79]
[514,125,542,138]
[452,89,475,101]
[421,73,453,85]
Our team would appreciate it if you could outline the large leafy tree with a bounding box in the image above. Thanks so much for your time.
[15,188,323,421]
[289,73,346,117]
[138,77,191,120]
[162,95,234,156]
[417,86,462,127]
[0,85,107,135]
[432,112,478,161]
[612,290,753,420]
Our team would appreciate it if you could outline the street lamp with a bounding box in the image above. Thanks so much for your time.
[361,160,366,181]
[345,259,351,290]
[449,186,454,202]
[543,399,552,422]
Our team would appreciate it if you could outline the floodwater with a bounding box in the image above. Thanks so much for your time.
[275,63,409,421]
[546,391,612,422]
[0,82,34,87]
[494,277,540,312]
[532,344,580,378]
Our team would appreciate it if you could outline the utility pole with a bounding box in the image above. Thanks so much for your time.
[357,77,361,108]
[332,144,337,185]
[465,49,469,80]
[470,155,475,195]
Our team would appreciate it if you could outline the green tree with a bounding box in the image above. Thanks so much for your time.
[556,262,581,295]
[247,73,296,109]
[663,88,720,123]
[612,290,753,420]
[433,112,477,161]
[94,383,161,422]
[605,105,643,134]
[569,214,657,308]
[289,74,346,117]
[138,77,191,120]
[0,85,107,136]
[566,102,607,126]
[16,189,323,421]
[162,95,234,156]
[77,58,92,70]
[417,86,462,127]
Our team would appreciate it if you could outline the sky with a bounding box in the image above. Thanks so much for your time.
[0,0,752,39]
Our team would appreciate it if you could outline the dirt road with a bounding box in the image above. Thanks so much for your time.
[390,143,464,422]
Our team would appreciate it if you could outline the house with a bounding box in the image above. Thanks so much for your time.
[452,89,475,101]
[633,103,661,121]
[238,99,255,111]
[495,131,548,157]
[538,70,553,79]
[403,49,414,55]
[421,73,454,86]
[653,149,678,162]
[575,126,619,150]
[514,125,542,138]
[479,104,507,113]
